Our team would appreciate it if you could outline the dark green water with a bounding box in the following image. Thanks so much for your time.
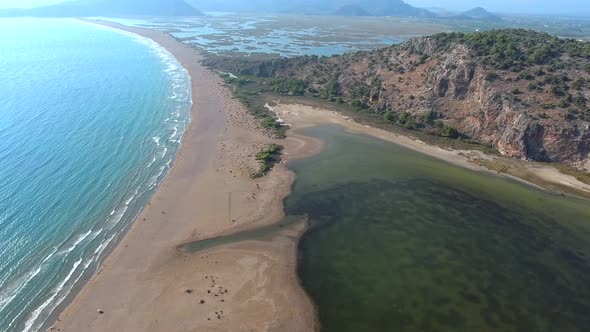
[181,124,590,331]
[285,125,590,332]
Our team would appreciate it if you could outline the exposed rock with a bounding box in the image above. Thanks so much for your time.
[210,30,590,170]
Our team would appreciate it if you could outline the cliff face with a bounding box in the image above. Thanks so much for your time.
[402,37,590,167]
[243,30,590,170]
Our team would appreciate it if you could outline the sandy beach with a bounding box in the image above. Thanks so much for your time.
[50,21,315,332]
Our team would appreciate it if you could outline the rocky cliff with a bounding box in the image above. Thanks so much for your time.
[208,30,590,170]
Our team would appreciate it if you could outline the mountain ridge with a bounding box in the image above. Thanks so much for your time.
[189,0,436,17]
[458,7,501,21]
[0,0,203,17]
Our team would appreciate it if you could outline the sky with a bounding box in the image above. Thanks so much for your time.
[0,0,589,16]
[405,0,590,15]
[0,0,62,8]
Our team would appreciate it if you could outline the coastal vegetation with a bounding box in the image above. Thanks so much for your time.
[268,78,308,96]
[221,73,287,138]
[433,29,590,70]
[253,144,283,178]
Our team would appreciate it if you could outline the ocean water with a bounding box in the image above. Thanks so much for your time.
[0,18,191,331]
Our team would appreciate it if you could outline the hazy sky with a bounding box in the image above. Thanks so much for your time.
[406,0,590,15]
[1,0,589,15]
[0,0,62,8]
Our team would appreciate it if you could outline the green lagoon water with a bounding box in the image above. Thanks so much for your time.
[186,124,590,332]
[287,125,590,332]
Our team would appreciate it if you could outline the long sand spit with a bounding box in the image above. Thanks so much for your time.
[50,21,315,332]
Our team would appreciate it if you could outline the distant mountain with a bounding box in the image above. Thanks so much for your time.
[333,5,371,17]
[424,7,455,16]
[189,0,434,17]
[0,0,203,17]
[458,7,501,21]
[363,0,435,17]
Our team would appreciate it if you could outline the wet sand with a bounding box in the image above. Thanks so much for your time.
[50,21,315,332]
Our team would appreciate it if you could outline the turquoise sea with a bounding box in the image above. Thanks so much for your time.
[0,18,191,331]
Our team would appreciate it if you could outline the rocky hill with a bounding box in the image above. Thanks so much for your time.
[459,7,501,21]
[206,30,590,170]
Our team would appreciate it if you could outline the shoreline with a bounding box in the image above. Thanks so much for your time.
[40,19,194,331]
[51,20,315,332]
[271,102,590,200]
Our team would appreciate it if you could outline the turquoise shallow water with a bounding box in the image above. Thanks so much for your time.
[0,18,191,331]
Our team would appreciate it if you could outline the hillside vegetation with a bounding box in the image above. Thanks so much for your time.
[206,29,590,170]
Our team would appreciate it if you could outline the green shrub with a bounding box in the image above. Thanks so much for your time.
[351,99,369,109]
[253,144,283,178]
[519,71,534,80]
[440,126,460,139]
[268,78,307,96]
[398,111,411,125]
[384,110,396,122]
[574,96,588,109]
[534,68,546,76]
[551,83,569,97]
[572,78,586,90]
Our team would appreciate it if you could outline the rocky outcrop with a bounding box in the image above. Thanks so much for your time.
[259,30,590,170]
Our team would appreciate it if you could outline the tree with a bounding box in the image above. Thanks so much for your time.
[440,126,460,139]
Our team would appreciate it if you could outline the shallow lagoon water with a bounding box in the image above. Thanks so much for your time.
[186,124,590,332]
[287,125,590,332]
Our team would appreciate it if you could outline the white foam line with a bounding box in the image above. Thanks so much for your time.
[169,126,178,140]
[22,258,83,332]
[59,230,92,255]
[33,257,95,332]
[124,187,140,206]
[146,155,157,168]
[0,247,57,313]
